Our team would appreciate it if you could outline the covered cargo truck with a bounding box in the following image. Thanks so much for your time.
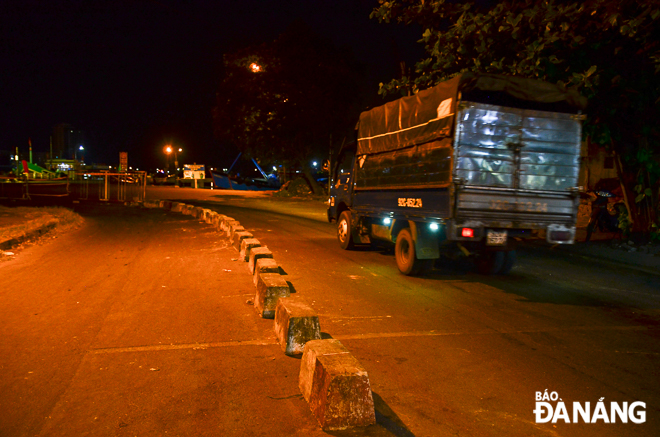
[327,72,587,275]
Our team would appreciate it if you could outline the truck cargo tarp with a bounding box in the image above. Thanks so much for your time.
[357,73,587,156]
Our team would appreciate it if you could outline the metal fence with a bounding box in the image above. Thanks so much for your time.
[71,172,147,202]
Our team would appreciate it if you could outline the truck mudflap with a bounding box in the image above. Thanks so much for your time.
[454,186,579,244]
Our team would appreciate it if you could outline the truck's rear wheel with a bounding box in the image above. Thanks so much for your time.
[395,228,425,275]
[475,251,505,275]
[337,211,355,250]
[498,250,516,275]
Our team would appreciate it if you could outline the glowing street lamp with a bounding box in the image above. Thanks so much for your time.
[76,145,84,162]
[249,62,261,73]
[164,145,183,186]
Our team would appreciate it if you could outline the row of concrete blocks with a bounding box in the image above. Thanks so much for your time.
[144,199,376,431]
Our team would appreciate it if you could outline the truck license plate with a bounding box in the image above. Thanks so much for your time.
[486,230,507,246]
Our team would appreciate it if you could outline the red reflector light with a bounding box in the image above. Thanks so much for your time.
[461,228,474,238]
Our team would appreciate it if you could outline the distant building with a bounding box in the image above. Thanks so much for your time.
[52,123,85,160]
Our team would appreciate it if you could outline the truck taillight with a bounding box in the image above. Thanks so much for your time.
[461,228,474,238]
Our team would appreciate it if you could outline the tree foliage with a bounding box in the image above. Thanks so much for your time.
[372,0,660,234]
[213,21,364,172]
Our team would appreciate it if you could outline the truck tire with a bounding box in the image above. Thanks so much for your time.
[395,228,424,276]
[475,251,505,275]
[337,211,355,250]
[498,250,516,275]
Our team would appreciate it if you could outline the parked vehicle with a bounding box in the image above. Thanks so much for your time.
[585,188,625,241]
[327,72,587,275]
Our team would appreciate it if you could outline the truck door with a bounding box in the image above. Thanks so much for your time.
[455,102,581,191]
[453,102,582,233]
[328,143,356,221]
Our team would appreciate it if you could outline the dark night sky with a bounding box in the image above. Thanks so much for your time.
[1,0,422,171]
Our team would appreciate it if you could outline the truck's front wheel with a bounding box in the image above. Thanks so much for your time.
[395,228,429,275]
[337,211,355,250]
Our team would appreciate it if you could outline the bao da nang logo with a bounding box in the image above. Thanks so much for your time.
[534,390,646,424]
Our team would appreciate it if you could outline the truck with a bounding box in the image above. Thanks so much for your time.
[327,72,587,275]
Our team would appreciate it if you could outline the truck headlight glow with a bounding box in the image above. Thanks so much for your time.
[429,223,439,231]
[383,218,391,225]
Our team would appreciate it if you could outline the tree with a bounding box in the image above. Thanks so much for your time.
[372,0,660,237]
[213,21,364,190]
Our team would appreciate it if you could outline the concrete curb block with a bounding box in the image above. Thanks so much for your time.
[232,232,254,251]
[248,247,274,274]
[211,213,226,227]
[239,238,261,261]
[170,202,185,212]
[192,206,204,218]
[221,219,240,236]
[182,204,195,215]
[255,273,291,319]
[215,215,231,230]
[299,339,376,430]
[143,199,160,208]
[229,224,246,242]
[274,297,321,356]
[159,200,173,210]
[253,258,280,285]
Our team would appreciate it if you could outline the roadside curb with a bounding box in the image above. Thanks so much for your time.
[149,198,377,431]
[0,220,58,251]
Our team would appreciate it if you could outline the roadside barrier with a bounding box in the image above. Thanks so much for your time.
[248,247,273,274]
[253,258,280,285]
[149,198,376,431]
[299,339,376,430]
[274,297,321,356]
[232,232,254,251]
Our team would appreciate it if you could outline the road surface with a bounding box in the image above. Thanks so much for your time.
[149,186,660,437]
[1,187,658,436]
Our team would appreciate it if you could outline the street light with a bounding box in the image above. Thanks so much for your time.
[164,145,183,186]
[76,145,84,162]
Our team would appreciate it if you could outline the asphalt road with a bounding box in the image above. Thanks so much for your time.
[1,187,658,437]
[148,186,660,437]
[0,202,327,437]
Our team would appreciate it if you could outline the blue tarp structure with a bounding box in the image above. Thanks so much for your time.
[211,173,276,191]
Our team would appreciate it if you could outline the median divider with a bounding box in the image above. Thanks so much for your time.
[149,197,376,432]
[248,247,273,274]
[274,297,321,356]
[299,339,376,430]
[232,231,254,251]
[192,206,204,218]
[239,238,261,261]
[255,272,290,318]
[253,258,280,285]
[229,223,246,241]
[221,219,240,236]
